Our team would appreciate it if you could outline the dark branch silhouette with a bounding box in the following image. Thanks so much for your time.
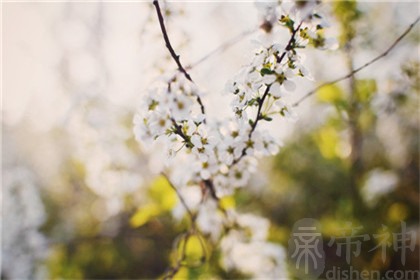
[153,0,206,116]
[153,0,192,81]
[293,16,420,107]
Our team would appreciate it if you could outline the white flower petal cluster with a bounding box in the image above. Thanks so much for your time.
[362,169,398,206]
[134,73,204,144]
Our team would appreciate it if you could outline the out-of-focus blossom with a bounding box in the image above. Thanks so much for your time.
[362,169,398,206]
[2,167,48,279]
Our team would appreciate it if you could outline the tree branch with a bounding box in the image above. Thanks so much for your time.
[231,86,271,165]
[171,118,190,144]
[152,2,256,118]
[187,28,257,69]
[293,16,420,107]
[153,0,206,117]
[162,173,196,224]
[153,0,192,82]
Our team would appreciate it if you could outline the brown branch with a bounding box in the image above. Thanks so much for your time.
[171,118,190,144]
[293,16,420,107]
[231,86,271,165]
[153,2,257,118]
[153,0,206,117]
[201,179,218,200]
[196,96,206,118]
[153,0,192,82]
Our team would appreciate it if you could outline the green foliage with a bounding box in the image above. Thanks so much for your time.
[262,115,273,121]
[333,0,361,44]
[260,67,275,76]
[272,132,351,220]
[355,79,377,103]
[279,15,295,33]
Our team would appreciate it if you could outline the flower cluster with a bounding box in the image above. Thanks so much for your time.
[134,73,204,144]
[228,1,336,126]
[134,72,266,197]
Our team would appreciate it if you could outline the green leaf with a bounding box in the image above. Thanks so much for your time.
[279,15,295,33]
[260,68,275,76]
[262,115,273,121]
[248,98,256,106]
[148,100,159,110]
[313,13,322,19]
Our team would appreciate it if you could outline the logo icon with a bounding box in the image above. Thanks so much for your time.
[288,218,325,278]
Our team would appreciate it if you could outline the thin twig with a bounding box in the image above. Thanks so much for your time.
[162,172,196,223]
[153,0,192,82]
[293,16,420,107]
[153,0,206,117]
[187,28,258,69]
[143,26,255,118]
[171,118,190,144]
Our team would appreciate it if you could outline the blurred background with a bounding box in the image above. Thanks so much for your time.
[2,1,419,279]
